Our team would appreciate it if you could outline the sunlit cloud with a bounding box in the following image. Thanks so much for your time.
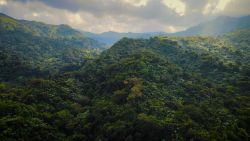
[166,26,176,33]
[123,0,150,7]
[216,0,232,12]
[164,25,186,33]
[32,12,39,17]
[161,0,186,16]
[65,13,85,25]
[0,0,7,6]
[203,0,232,15]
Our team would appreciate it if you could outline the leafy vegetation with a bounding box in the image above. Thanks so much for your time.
[0,13,106,75]
[0,14,250,141]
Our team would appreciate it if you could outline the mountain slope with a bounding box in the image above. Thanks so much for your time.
[0,13,106,76]
[0,13,250,141]
[81,15,250,45]
[175,15,250,36]
[0,13,106,47]
[71,29,250,140]
[100,35,240,83]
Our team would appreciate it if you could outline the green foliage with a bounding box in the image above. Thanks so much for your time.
[1,14,250,141]
[0,13,105,77]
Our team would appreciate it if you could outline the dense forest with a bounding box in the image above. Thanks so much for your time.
[0,13,250,141]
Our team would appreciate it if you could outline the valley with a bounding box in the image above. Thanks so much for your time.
[0,13,250,141]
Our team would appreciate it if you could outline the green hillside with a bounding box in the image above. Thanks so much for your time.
[1,13,85,39]
[0,13,106,76]
[0,14,250,141]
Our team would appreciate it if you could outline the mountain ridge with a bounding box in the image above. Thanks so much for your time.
[81,15,250,45]
[2,12,249,45]
[0,13,250,141]
[0,13,106,75]
[174,15,250,36]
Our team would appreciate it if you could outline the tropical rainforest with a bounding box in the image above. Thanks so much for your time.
[0,13,250,141]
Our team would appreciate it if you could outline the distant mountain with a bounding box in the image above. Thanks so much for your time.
[81,31,168,46]
[175,15,250,36]
[81,15,250,45]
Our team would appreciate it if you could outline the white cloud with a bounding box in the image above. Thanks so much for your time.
[0,0,249,33]
[166,26,176,33]
[161,0,186,16]
[32,12,39,17]
[122,0,150,7]
[0,0,7,6]
[216,0,232,12]
[203,0,232,15]
[202,2,213,15]
[65,13,85,25]
[0,0,174,33]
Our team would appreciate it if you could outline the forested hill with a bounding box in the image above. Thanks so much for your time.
[0,13,92,39]
[0,13,106,77]
[0,13,250,141]
[1,29,250,141]
[66,29,250,140]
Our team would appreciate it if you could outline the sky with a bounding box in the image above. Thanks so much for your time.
[0,0,250,33]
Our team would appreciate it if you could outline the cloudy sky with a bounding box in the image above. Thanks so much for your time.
[0,0,250,33]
